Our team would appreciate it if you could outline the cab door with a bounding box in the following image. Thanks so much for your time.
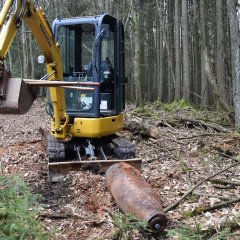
[99,15,126,116]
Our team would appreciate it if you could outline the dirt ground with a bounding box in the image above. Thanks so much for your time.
[0,99,240,239]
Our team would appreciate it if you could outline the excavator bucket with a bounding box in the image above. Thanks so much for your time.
[0,78,36,114]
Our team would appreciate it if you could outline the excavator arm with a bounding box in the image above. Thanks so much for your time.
[0,0,68,139]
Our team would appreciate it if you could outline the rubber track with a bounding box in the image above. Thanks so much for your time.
[47,135,65,162]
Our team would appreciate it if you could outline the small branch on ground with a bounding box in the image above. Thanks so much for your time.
[209,178,240,186]
[39,212,87,220]
[177,117,231,133]
[213,150,240,162]
[193,197,240,214]
[163,161,240,213]
[39,212,105,225]
[188,191,232,201]
[177,132,222,140]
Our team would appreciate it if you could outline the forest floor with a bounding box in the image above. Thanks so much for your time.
[0,99,240,240]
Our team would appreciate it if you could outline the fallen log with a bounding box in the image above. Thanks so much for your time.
[124,120,159,138]
[177,117,231,133]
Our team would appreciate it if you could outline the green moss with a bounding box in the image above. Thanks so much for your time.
[182,210,194,219]
[188,194,198,203]
[235,154,240,162]
[132,99,198,120]
[179,159,190,173]
[192,207,205,215]
[200,147,210,155]
[132,106,155,118]
[162,99,195,112]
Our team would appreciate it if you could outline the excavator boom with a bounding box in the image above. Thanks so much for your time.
[0,0,68,138]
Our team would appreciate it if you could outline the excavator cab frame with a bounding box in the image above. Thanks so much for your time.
[51,14,126,119]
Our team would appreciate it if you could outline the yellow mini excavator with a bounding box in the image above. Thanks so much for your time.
[0,0,139,181]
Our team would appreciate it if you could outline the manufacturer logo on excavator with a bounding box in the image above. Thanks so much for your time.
[40,24,52,48]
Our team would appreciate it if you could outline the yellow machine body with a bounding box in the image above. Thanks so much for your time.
[68,114,123,138]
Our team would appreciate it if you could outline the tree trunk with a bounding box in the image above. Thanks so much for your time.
[133,1,142,106]
[174,0,181,100]
[167,0,175,102]
[182,0,190,101]
[156,0,164,101]
[21,23,29,78]
[223,0,233,105]
[146,3,155,101]
[203,47,232,115]
[216,0,227,105]
[6,50,12,73]
[227,0,240,129]
[29,33,35,79]
[200,0,209,105]
[193,0,201,104]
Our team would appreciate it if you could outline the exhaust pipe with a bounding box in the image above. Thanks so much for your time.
[106,162,167,233]
[0,77,36,114]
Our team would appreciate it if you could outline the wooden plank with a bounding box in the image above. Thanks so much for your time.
[23,79,100,86]
[60,86,94,91]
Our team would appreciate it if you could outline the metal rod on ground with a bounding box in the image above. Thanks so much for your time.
[106,162,167,233]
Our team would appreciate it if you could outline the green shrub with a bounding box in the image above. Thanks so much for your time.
[162,99,194,112]
[167,224,234,240]
[111,212,150,240]
[0,175,49,240]
[167,224,207,240]
[132,106,155,118]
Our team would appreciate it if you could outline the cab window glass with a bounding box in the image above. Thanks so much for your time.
[57,24,95,112]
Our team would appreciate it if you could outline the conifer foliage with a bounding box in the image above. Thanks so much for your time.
[0,176,48,240]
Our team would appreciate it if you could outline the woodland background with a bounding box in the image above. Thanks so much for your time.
[1,0,240,123]
[1,1,240,239]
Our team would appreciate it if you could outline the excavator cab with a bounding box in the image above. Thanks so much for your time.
[51,14,126,121]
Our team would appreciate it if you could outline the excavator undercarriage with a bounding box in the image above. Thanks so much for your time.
[47,135,139,182]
